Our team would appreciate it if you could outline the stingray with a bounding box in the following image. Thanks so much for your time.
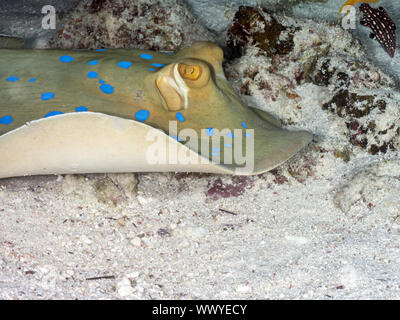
[0,37,312,178]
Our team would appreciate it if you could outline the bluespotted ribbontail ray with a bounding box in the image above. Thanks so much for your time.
[0,39,312,178]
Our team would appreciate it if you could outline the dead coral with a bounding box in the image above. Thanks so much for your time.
[323,90,399,155]
[323,90,386,119]
[49,0,214,51]
[310,57,393,90]
[225,7,399,160]
[226,6,295,60]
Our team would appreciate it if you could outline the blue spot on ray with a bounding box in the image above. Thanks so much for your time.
[206,128,214,136]
[151,63,165,67]
[140,53,153,60]
[170,135,183,142]
[212,147,221,152]
[0,115,13,125]
[6,76,19,82]
[29,78,36,82]
[99,79,106,84]
[94,48,106,52]
[41,92,55,101]
[75,106,88,112]
[245,132,252,137]
[241,121,248,128]
[149,68,156,71]
[59,55,74,63]
[212,152,219,157]
[88,60,98,65]
[176,112,185,122]
[226,132,234,138]
[225,143,232,148]
[118,61,133,69]
[87,71,98,78]
[135,110,150,122]
[44,111,63,118]
[100,84,114,94]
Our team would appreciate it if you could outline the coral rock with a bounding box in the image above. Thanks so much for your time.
[49,0,214,51]
[226,6,295,60]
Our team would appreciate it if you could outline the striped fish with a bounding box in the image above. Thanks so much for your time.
[359,4,396,58]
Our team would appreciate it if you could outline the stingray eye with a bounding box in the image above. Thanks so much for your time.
[155,59,212,112]
[177,61,210,88]
[178,64,202,80]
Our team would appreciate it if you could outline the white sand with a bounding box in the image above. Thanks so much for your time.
[1,158,400,299]
[1,0,400,299]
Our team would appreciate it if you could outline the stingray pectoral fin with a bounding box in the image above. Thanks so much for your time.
[0,35,25,49]
[250,108,281,127]
[0,112,234,179]
[0,112,312,178]
[251,127,313,175]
